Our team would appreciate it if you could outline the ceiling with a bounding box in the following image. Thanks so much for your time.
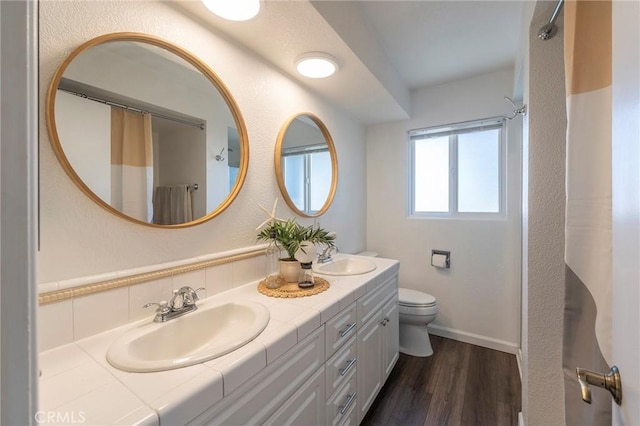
[172,1,526,124]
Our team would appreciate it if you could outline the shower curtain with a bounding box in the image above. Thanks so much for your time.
[111,108,154,222]
[562,0,612,424]
[152,184,193,225]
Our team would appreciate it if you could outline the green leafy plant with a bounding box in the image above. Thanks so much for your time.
[257,219,336,260]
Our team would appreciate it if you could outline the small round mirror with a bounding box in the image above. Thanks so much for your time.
[275,113,338,217]
[46,33,249,228]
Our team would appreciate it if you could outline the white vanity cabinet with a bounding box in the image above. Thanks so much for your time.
[356,275,399,423]
[37,257,401,426]
[188,271,399,426]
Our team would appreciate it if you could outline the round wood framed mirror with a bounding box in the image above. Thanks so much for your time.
[275,113,338,217]
[46,32,249,228]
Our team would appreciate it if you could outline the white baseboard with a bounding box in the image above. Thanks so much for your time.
[518,411,524,426]
[427,324,519,354]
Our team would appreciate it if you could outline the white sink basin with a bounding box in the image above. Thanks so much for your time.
[107,300,270,372]
[313,256,377,276]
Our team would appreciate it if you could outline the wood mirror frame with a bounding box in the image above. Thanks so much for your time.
[45,32,249,228]
[275,113,338,217]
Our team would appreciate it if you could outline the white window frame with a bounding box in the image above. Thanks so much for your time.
[409,117,506,219]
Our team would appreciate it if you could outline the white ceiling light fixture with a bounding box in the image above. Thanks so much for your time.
[201,0,260,22]
[295,52,339,79]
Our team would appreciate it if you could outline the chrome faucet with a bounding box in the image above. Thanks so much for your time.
[144,286,205,323]
[317,246,338,263]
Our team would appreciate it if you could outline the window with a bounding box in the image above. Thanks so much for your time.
[282,144,331,214]
[410,118,504,217]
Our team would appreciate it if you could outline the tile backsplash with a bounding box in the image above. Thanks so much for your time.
[38,246,266,352]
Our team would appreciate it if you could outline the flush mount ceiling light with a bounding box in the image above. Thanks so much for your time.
[295,52,338,79]
[201,0,260,21]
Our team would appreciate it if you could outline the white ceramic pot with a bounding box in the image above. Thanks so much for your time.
[280,259,301,283]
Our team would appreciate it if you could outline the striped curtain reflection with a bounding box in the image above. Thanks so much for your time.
[110,108,154,222]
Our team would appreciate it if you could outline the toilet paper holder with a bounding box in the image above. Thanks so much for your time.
[431,250,450,269]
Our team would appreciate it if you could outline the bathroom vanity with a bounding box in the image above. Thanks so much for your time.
[38,255,399,425]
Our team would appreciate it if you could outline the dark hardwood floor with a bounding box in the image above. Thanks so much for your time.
[361,336,521,426]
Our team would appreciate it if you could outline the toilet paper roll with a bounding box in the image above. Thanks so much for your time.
[431,253,448,268]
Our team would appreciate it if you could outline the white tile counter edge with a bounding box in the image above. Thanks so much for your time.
[38,255,399,426]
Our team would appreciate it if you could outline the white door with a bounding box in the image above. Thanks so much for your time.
[611,0,639,423]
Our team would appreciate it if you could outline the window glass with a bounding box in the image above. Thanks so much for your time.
[283,154,305,210]
[414,136,449,213]
[228,166,239,192]
[458,129,500,212]
[309,151,331,212]
[409,119,503,217]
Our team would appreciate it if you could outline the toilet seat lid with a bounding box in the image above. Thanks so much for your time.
[398,288,437,307]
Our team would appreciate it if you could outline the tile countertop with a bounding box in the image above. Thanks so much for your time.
[38,255,399,426]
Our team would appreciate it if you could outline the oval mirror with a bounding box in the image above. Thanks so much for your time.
[275,113,338,217]
[46,33,249,228]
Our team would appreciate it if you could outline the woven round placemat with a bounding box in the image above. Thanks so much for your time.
[257,276,330,298]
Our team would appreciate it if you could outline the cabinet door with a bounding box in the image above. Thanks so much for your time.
[382,296,399,380]
[264,366,325,426]
[356,315,383,424]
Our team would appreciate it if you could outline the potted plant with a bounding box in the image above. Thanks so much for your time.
[258,219,336,282]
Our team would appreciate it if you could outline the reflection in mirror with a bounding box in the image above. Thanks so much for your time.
[275,114,337,217]
[47,33,248,227]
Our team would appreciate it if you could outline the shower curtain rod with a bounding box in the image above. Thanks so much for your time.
[538,0,564,40]
[58,87,205,130]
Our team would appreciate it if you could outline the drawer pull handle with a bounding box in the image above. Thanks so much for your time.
[339,322,356,337]
[339,358,357,376]
[339,392,357,415]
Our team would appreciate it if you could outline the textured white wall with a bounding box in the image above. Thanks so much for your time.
[39,1,366,283]
[522,1,567,424]
[366,68,522,350]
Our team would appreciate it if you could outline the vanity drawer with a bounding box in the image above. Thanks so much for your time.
[337,401,358,426]
[326,369,357,426]
[325,336,357,399]
[325,303,357,359]
[357,275,397,326]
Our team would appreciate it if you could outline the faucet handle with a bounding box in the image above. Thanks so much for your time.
[179,286,205,306]
[194,287,205,301]
[143,301,170,314]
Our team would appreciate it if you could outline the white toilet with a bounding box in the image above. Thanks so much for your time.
[398,288,438,357]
